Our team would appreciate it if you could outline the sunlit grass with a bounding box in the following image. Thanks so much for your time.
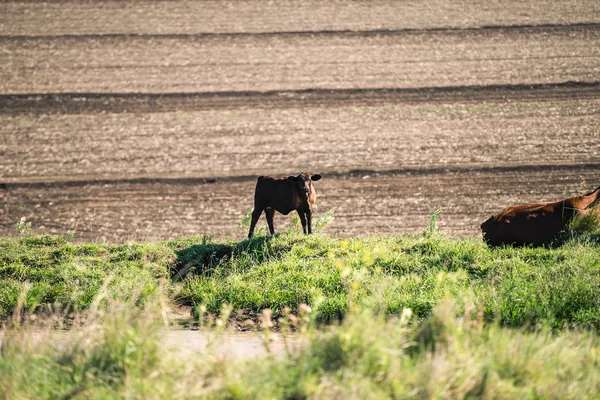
[0,234,172,319]
[1,214,600,398]
[2,297,600,399]
[2,211,600,330]
[178,230,600,329]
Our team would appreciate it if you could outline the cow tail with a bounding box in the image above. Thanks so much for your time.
[590,186,600,209]
[578,186,600,210]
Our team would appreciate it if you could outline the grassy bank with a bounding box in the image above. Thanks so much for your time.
[2,217,600,398]
[2,217,600,328]
[0,233,173,319]
[177,231,600,329]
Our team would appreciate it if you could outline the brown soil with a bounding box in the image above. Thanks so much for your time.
[3,25,600,94]
[1,1,599,242]
[3,1,599,37]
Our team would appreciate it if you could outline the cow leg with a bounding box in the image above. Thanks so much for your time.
[265,208,275,235]
[306,210,313,234]
[298,211,308,234]
[248,207,263,239]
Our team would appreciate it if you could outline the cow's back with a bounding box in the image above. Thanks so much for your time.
[482,201,576,246]
[482,186,600,246]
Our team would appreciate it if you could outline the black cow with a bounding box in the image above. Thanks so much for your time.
[248,172,322,238]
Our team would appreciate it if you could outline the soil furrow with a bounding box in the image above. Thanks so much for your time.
[3,22,599,41]
[1,82,598,115]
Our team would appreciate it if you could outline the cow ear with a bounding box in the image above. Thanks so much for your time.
[311,174,322,181]
[287,176,298,182]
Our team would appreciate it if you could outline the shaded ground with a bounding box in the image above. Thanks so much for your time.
[1,1,599,241]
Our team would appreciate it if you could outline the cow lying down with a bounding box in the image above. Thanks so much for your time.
[481,186,600,246]
[248,172,322,239]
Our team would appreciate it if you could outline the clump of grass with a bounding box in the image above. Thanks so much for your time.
[314,208,336,233]
[219,300,600,399]
[15,217,32,237]
[0,235,173,320]
[552,208,600,247]
[0,297,215,399]
[423,208,442,237]
[569,209,600,238]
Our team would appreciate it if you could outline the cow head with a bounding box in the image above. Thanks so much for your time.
[287,172,322,199]
[480,215,498,245]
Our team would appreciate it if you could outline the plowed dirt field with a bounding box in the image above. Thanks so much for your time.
[1,1,599,241]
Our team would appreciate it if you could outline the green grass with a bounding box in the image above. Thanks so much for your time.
[177,230,600,329]
[1,212,599,330]
[0,301,178,399]
[2,298,600,399]
[0,234,173,319]
[219,303,600,399]
[1,215,600,398]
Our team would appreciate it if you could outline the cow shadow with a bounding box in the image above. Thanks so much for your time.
[171,235,280,281]
[483,229,600,249]
[550,228,600,248]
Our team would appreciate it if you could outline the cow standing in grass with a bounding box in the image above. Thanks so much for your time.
[248,172,322,239]
[481,185,600,246]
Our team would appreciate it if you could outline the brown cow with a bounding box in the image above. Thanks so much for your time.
[248,172,322,239]
[481,186,600,246]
